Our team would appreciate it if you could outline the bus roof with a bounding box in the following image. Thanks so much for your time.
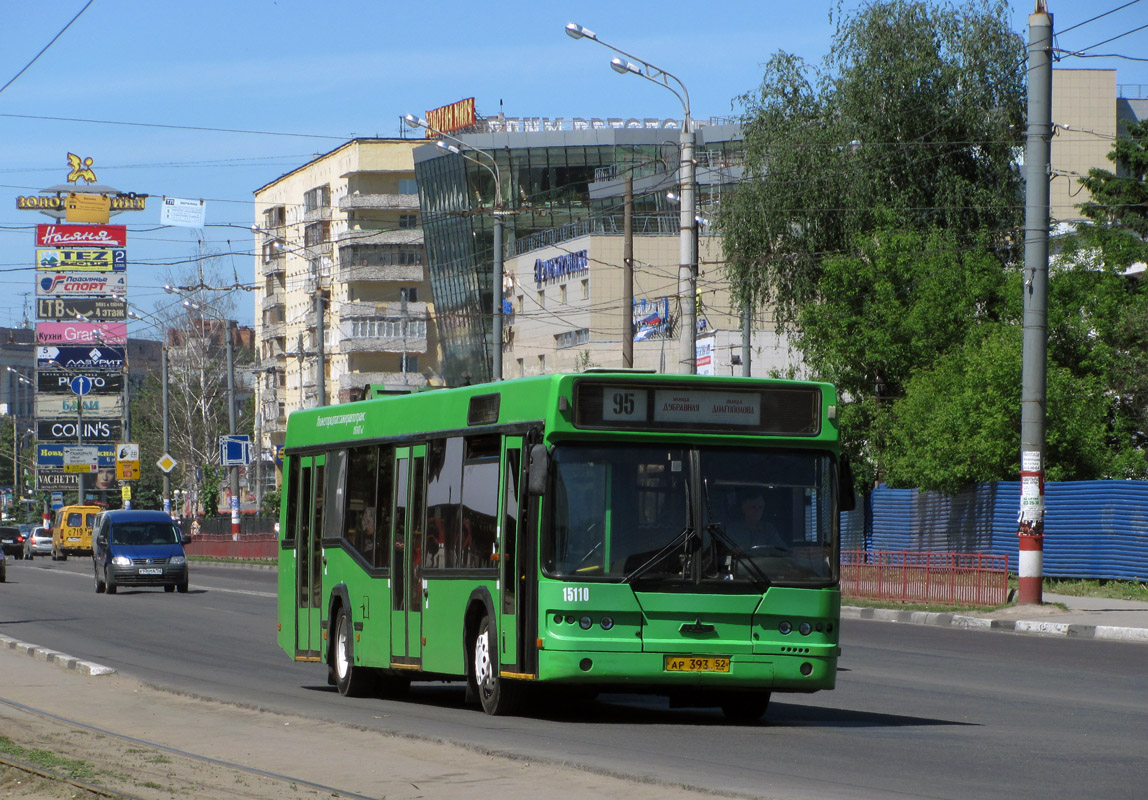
[283,372,839,452]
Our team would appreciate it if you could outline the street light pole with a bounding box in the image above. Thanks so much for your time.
[404,114,505,382]
[566,22,696,375]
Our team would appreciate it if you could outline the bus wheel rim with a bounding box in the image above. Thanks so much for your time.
[336,617,350,679]
[475,629,493,690]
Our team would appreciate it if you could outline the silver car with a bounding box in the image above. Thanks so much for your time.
[23,527,53,558]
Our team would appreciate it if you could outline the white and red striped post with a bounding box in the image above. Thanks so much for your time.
[1018,450,1044,605]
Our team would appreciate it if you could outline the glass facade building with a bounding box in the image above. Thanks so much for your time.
[413,125,742,386]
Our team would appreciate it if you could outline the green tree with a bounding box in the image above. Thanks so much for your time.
[1076,118,1148,263]
[881,324,1141,492]
[719,0,1025,324]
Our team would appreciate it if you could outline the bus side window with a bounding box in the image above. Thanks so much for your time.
[344,445,378,563]
[425,438,463,568]
[373,445,393,569]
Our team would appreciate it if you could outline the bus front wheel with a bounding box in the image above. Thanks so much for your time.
[333,607,371,697]
[473,614,522,716]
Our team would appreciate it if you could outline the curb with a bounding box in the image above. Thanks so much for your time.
[841,606,1148,644]
[0,634,117,676]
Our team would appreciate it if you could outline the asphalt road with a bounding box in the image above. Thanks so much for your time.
[2,556,1144,800]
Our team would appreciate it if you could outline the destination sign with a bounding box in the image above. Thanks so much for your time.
[35,394,125,419]
[36,442,116,467]
[37,224,127,248]
[573,381,821,436]
[37,371,124,395]
[37,418,123,443]
[36,321,127,345]
[37,272,127,297]
[36,296,127,321]
[36,249,127,272]
[36,345,126,371]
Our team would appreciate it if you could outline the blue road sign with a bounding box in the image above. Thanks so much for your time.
[220,435,251,466]
[70,375,93,395]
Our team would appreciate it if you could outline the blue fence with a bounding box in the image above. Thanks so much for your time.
[841,481,1148,582]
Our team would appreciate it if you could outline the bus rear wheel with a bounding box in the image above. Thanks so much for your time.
[720,692,771,723]
[473,614,522,716]
[333,607,371,697]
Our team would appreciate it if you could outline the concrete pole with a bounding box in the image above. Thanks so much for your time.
[677,125,697,374]
[162,341,171,516]
[315,271,326,406]
[623,175,634,369]
[1018,4,1053,605]
[226,324,240,539]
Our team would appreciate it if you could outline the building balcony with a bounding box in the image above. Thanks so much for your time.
[260,291,284,311]
[337,263,424,284]
[334,334,428,355]
[303,206,332,223]
[260,255,286,276]
[338,193,419,212]
[340,300,429,319]
[338,371,429,392]
[261,321,287,341]
[338,228,423,247]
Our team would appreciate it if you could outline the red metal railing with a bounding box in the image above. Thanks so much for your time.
[185,533,278,561]
[840,550,1008,606]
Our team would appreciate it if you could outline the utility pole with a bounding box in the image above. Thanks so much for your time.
[741,307,752,377]
[226,322,240,539]
[1018,1,1053,605]
[623,176,634,368]
[315,264,326,407]
[677,124,697,375]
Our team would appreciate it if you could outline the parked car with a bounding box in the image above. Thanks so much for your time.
[92,510,190,594]
[23,527,53,558]
[0,525,25,559]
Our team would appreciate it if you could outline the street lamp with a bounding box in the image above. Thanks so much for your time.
[566,22,697,374]
[404,113,506,382]
[4,368,32,512]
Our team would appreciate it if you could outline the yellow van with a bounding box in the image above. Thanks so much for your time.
[52,504,102,561]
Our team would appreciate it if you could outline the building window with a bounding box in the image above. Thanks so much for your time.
[400,354,418,372]
[581,279,589,300]
[538,354,546,374]
[399,179,418,194]
[399,214,419,229]
[538,289,545,309]
[516,295,524,313]
[559,284,568,304]
[264,206,286,229]
[304,185,330,213]
[400,287,418,303]
[517,358,524,377]
[555,328,590,349]
[304,222,330,247]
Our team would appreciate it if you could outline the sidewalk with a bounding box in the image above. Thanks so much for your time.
[842,592,1148,643]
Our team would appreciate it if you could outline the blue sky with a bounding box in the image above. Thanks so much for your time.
[1,0,1145,335]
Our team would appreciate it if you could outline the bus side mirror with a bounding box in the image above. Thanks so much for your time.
[839,456,856,513]
[527,444,549,497]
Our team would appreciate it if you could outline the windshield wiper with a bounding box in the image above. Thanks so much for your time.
[705,522,771,590]
[701,478,770,590]
[621,525,700,584]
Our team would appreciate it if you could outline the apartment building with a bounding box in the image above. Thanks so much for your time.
[253,139,439,451]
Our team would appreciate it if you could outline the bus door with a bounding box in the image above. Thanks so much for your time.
[498,437,528,672]
[295,454,325,659]
[390,445,426,664]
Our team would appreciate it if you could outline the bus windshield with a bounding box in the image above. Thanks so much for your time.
[545,444,838,589]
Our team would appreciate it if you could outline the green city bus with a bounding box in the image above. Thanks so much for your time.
[277,371,851,721]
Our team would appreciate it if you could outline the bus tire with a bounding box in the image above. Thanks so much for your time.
[333,606,371,697]
[720,692,771,723]
[473,614,522,716]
